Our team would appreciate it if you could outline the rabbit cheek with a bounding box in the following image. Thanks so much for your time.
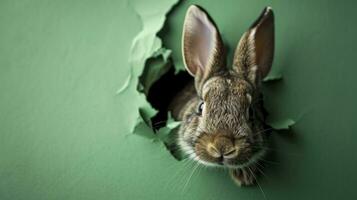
[236,148,253,165]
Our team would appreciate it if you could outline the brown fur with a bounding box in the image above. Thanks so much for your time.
[170,5,274,186]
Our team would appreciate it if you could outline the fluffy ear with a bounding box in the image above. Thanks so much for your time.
[182,5,225,78]
[233,7,274,84]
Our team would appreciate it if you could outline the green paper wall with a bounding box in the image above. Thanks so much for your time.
[1,0,357,199]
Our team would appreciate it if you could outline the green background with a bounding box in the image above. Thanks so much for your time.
[1,0,357,199]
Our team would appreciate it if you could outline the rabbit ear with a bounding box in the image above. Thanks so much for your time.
[233,7,274,84]
[182,5,225,77]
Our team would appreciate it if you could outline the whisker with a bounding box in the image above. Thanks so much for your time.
[166,158,194,191]
[248,166,267,200]
[255,163,270,181]
[250,145,301,157]
[181,160,200,193]
[258,157,280,165]
[253,127,273,135]
[172,159,197,192]
[152,120,168,127]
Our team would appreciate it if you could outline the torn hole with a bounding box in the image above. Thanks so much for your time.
[138,54,192,160]
[135,52,295,161]
[128,1,296,163]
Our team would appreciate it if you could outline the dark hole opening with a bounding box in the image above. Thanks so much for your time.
[146,66,193,130]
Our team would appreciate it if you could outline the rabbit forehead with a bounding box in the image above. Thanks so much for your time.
[199,75,253,133]
[201,75,252,101]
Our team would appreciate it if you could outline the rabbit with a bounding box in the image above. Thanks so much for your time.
[169,5,274,186]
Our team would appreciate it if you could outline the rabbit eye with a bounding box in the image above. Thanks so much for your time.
[197,101,205,115]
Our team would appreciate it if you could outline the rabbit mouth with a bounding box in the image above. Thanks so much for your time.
[224,148,267,169]
[192,147,266,169]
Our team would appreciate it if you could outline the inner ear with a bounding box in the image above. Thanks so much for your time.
[182,5,225,76]
[250,7,274,78]
[232,7,274,83]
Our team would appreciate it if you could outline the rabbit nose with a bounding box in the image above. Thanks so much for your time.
[206,137,238,159]
[206,143,222,158]
[223,147,238,159]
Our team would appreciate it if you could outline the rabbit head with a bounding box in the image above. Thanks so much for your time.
[179,5,274,169]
